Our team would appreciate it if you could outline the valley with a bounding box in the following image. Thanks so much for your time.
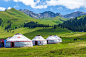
[0,8,86,57]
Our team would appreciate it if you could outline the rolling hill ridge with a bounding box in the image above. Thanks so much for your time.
[20,9,86,19]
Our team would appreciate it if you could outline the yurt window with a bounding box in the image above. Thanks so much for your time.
[40,42,41,44]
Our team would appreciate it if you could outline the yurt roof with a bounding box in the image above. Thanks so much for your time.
[32,35,46,41]
[6,37,11,40]
[6,33,31,41]
[54,35,61,39]
[46,35,58,40]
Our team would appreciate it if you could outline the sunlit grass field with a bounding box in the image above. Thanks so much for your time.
[0,8,86,57]
[0,27,86,57]
[0,41,86,57]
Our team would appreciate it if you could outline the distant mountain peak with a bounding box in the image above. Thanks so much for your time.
[63,11,86,18]
[19,9,86,19]
[19,9,62,19]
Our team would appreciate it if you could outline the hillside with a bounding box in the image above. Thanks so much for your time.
[0,8,67,31]
[0,9,86,57]
[58,15,86,31]
[0,8,38,30]
[0,26,86,57]
[39,16,68,24]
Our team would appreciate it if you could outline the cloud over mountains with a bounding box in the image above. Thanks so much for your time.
[13,0,86,9]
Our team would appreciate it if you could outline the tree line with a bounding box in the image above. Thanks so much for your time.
[57,17,86,32]
[24,21,50,28]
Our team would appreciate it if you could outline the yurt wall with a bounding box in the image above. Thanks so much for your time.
[6,33,33,48]
[32,35,47,45]
[33,41,47,45]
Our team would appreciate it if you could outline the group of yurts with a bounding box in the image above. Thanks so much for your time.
[0,33,62,48]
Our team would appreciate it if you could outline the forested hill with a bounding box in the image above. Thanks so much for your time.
[58,15,86,32]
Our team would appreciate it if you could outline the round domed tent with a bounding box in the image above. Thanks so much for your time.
[54,35,62,42]
[32,35,47,45]
[6,33,33,48]
[46,35,59,44]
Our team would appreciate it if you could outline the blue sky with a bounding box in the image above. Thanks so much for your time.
[0,0,86,15]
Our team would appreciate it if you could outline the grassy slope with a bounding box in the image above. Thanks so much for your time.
[77,14,86,20]
[0,8,67,29]
[0,26,86,57]
[0,9,36,29]
[24,27,71,39]
[0,8,70,38]
[39,16,68,25]
[0,26,86,40]
[0,27,71,39]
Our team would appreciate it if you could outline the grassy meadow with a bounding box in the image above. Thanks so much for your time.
[0,8,86,57]
[0,41,86,57]
[0,26,86,57]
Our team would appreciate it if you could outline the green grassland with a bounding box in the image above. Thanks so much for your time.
[0,41,86,57]
[0,8,86,57]
[77,14,86,20]
[39,16,68,25]
[0,26,86,57]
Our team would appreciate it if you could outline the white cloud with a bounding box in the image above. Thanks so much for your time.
[4,0,11,2]
[46,0,86,9]
[8,7,11,10]
[33,5,47,9]
[57,7,63,9]
[0,7,6,11]
[13,0,47,9]
[13,0,86,9]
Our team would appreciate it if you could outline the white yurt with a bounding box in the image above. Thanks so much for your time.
[6,33,33,48]
[32,35,47,45]
[54,35,62,42]
[6,37,11,40]
[46,35,59,44]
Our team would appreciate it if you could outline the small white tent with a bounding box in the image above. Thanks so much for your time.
[46,35,59,44]
[32,35,47,45]
[54,35,62,42]
[6,33,33,48]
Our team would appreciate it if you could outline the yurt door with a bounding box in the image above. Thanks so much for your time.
[35,41,37,45]
[47,40,48,44]
[11,42,14,47]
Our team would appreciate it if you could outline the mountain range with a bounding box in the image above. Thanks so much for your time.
[19,9,86,19]
[0,8,86,32]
